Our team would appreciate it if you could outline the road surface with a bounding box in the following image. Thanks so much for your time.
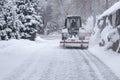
[3,36,120,80]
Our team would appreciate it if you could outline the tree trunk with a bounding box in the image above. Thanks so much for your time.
[29,32,36,41]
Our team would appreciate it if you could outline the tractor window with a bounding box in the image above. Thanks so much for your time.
[70,20,77,28]
[65,18,81,28]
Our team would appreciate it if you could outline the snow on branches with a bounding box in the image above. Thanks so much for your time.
[0,0,43,41]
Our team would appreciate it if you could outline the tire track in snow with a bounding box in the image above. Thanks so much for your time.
[37,49,68,80]
[3,51,41,80]
[81,50,120,80]
[51,49,81,80]
[3,40,59,80]
[72,49,99,80]
[3,41,119,80]
[37,49,84,80]
[2,43,49,80]
[38,62,55,80]
[19,58,53,80]
[37,48,100,80]
[19,47,59,80]
[38,48,101,80]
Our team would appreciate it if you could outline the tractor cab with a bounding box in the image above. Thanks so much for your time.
[60,15,91,48]
[64,16,82,37]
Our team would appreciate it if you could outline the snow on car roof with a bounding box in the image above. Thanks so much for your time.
[99,1,120,19]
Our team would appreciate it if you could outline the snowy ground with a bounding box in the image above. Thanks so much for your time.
[89,45,120,79]
[0,35,120,80]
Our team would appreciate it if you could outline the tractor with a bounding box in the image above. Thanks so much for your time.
[60,15,91,48]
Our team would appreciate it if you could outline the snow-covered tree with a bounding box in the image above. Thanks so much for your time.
[16,0,43,40]
[0,0,20,40]
[0,0,43,41]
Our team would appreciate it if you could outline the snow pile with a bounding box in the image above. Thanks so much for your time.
[0,39,40,54]
[89,27,101,47]
[49,32,61,36]
[89,46,120,79]
[48,31,61,39]
[35,36,46,42]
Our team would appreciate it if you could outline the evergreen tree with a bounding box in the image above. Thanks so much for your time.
[16,0,43,40]
[0,0,43,41]
[0,0,19,40]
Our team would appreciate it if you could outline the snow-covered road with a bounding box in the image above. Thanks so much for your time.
[1,37,120,80]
